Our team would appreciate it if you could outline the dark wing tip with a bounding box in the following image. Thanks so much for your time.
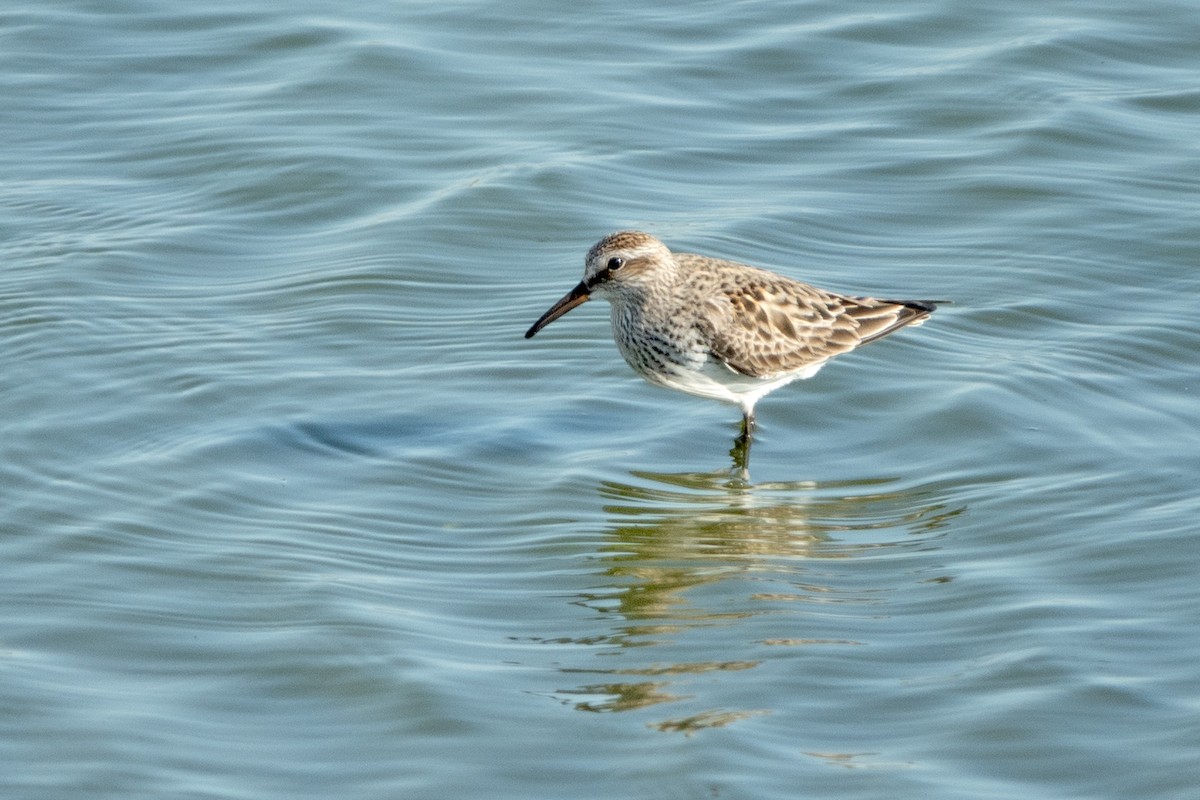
[901,299,945,314]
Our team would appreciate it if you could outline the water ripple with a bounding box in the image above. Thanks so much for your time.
[4,1,1200,798]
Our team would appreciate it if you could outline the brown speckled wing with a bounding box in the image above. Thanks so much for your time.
[691,261,935,379]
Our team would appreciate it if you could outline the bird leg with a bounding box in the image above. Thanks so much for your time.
[730,411,756,470]
[737,411,756,444]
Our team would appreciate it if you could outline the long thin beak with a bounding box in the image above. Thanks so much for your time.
[524,280,590,338]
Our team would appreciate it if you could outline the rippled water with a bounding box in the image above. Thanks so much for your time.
[4,1,1199,798]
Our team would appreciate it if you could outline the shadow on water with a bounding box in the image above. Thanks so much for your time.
[545,467,963,733]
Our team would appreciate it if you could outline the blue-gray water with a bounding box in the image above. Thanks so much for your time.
[3,2,1199,798]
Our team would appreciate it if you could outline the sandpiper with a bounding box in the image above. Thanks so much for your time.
[525,231,939,460]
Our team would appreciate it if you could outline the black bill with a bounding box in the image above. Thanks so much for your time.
[524,280,590,338]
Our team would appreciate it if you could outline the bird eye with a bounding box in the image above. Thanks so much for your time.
[606,257,625,271]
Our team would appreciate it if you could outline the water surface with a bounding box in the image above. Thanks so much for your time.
[3,1,1199,798]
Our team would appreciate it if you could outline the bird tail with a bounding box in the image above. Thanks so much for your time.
[851,297,945,344]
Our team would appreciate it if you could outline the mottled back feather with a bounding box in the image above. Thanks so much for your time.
[680,253,936,379]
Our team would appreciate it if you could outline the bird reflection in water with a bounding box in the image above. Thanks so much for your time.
[543,468,962,732]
